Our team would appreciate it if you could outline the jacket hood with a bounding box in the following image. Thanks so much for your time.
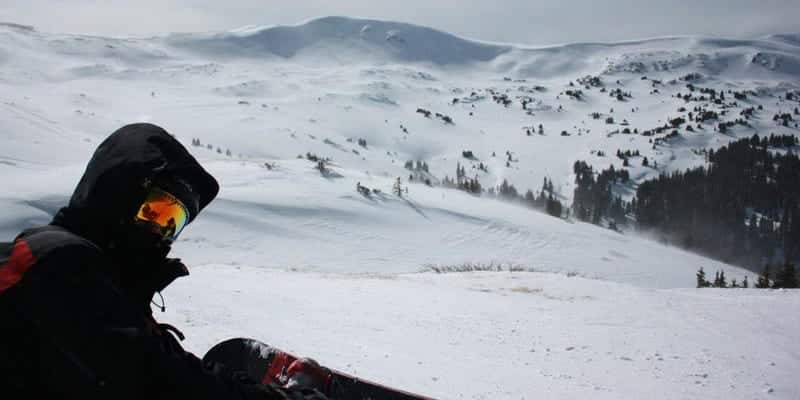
[52,123,219,249]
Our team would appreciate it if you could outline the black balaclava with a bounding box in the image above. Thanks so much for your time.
[52,123,219,311]
[111,173,203,307]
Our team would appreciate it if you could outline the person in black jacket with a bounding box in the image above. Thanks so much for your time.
[0,123,328,400]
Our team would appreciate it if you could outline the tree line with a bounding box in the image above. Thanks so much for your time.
[696,263,797,289]
[570,134,799,276]
[441,162,564,218]
[633,135,800,270]
[571,161,630,229]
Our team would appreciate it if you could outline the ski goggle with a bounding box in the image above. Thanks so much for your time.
[133,187,190,243]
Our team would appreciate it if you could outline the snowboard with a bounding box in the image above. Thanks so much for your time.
[203,338,436,400]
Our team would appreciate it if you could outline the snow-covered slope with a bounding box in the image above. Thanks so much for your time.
[165,16,511,65]
[159,17,800,79]
[166,267,800,399]
[1,17,799,399]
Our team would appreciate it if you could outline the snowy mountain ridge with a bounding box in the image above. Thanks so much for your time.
[165,16,800,80]
[4,16,800,77]
[165,16,511,65]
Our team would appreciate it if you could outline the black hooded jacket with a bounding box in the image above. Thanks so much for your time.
[0,124,326,400]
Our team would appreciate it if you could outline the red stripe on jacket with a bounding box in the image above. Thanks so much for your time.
[0,239,36,293]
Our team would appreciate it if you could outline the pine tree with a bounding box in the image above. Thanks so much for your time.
[756,264,771,288]
[696,267,710,288]
[316,160,327,175]
[719,270,727,288]
[546,194,563,217]
[743,275,749,288]
[524,189,535,205]
[393,177,404,198]
[471,176,482,194]
[455,162,464,187]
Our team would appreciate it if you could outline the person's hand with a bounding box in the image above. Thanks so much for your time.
[284,358,333,394]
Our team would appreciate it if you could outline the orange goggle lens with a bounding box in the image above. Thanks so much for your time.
[134,187,189,242]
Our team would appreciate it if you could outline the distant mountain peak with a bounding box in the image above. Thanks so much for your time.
[165,16,511,65]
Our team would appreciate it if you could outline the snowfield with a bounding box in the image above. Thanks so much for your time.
[165,267,800,400]
[1,17,799,399]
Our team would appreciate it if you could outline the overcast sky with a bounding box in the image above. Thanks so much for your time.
[1,0,798,45]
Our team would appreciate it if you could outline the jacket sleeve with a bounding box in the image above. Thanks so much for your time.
[9,243,328,400]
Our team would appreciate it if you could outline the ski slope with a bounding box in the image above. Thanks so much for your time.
[1,17,799,399]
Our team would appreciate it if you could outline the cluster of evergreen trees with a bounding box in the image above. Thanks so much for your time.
[696,263,797,289]
[498,178,563,218]
[191,138,232,157]
[633,135,800,270]
[495,179,518,199]
[441,162,481,194]
[440,162,564,218]
[525,178,564,218]
[773,112,796,127]
[404,160,430,172]
[695,268,748,288]
[752,133,798,148]
[753,263,798,288]
[405,160,432,186]
[572,161,630,226]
